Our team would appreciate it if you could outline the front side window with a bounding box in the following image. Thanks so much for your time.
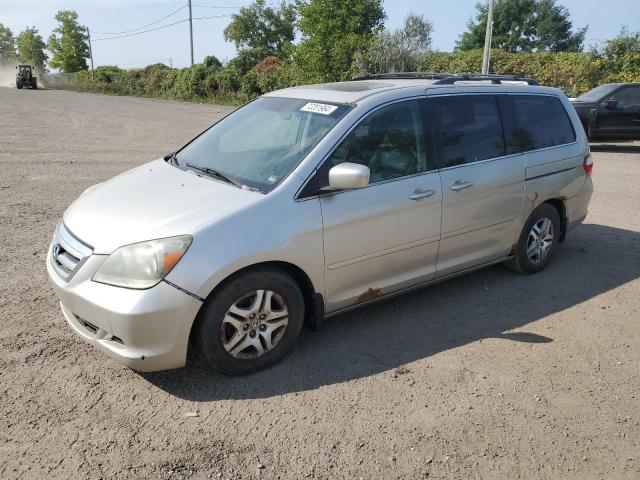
[431,95,505,168]
[176,97,351,192]
[323,100,427,185]
[576,84,618,103]
[511,95,576,152]
[609,87,640,107]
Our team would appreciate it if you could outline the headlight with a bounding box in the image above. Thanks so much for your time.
[92,235,192,289]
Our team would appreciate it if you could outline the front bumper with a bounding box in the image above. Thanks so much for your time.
[47,241,202,372]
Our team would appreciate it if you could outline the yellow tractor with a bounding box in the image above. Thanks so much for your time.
[16,65,38,89]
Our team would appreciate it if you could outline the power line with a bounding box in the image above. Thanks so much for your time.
[192,0,282,5]
[193,15,234,20]
[191,3,243,8]
[92,15,232,42]
[92,18,190,41]
[191,2,280,8]
[92,5,187,35]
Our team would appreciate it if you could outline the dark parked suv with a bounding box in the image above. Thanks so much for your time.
[571,83,640,140]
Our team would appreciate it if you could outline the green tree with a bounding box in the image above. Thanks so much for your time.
[47,10,89,72]
[16,27,48,69]
[600,26,640,60]
[295,0,386,82]
[358,12,433,75]
[456,0,587,52]
[0,23,17,59]
[224,0,296,62]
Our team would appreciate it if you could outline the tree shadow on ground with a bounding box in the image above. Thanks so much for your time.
[142,223,640,401]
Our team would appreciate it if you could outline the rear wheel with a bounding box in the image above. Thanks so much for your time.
[193,268,305,376]
[31,78,38,89]
[505,203,561,275]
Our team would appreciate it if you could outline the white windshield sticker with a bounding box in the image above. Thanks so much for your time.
[300,102,338,115]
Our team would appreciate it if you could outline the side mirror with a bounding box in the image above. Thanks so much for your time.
[328,162,370,190]
[603,99,618,110]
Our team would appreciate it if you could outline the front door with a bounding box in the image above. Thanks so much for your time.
[596,86,640,137]
[318,99,443,311]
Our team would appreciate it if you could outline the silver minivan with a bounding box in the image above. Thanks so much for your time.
[47,74,593,375]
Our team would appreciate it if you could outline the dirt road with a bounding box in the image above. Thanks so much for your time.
[0,88,639,479]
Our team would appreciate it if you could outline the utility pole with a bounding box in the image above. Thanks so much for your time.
[481,0,494,74]
[188,0,194,66]
[87,27,95,79]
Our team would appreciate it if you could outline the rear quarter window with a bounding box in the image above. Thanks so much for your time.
[510,95,576,152]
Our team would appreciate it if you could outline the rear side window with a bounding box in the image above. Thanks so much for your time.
[510,95,576,152]
[431,95,505,168]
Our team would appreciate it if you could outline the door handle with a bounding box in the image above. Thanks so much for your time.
[409,189,435,200]
[450,180,474,191]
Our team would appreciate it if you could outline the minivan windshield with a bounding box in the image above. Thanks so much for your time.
[175,97,351,192]
[576,84,618,102]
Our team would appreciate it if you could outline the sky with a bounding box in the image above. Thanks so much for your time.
[1,0,639,69]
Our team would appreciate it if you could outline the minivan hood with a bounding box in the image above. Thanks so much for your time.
[63,159,261,254]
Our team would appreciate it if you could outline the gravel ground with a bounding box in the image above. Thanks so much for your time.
[0,87,639,480]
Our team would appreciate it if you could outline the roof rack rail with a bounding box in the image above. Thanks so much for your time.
[433,74,539,86]
[351,72,452,81]
[350,72,539,86]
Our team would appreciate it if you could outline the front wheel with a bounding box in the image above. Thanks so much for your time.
[505,203,561,275]
[193,268,305,376]
[16,80,22,89]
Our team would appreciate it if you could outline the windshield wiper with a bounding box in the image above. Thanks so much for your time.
[185,162,245,189]
[166,152,179,166]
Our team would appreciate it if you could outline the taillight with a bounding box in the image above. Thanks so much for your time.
[583,154,593,177]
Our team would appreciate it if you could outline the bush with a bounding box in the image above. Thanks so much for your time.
[49,49,640,104]
[93,65,122,84]
[253,56,286,93]
[240,69,261,98]
[419,49,640,97]
[203,55,223,69]
[173,64,209,99]
[215,65,243,94]
[139,63,171,97]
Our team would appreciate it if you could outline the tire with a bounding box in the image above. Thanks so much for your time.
[32,78,37,90]
[505,203,561,275]
[193,268,305,376]
[16,81,22,89]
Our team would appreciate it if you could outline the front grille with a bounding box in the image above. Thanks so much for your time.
[50,222,93,281]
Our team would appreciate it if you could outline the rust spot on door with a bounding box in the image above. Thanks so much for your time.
[356,287,384,304]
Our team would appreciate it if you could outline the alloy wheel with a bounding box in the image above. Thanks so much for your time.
[220,289,289,359]
[526,217,554,264]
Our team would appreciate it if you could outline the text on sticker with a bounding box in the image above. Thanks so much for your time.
[301,102,338,115]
